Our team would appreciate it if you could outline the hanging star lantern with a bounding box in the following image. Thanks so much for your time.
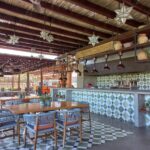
[115,3,133,24]
[39,54,44,60]
[40,30,54,43]
[88,33,99,46]
[46,34,54,43]
[40,30,49,40]
[7,34,20,45]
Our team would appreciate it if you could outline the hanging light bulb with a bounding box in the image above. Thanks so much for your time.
[104,54,110,70]
[84,59,88,73]
[92,57,98,73]
[117,52,125,69]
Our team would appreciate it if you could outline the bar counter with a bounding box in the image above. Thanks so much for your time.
[51,88,150,127]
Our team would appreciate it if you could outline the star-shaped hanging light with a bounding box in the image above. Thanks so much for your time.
[115,3,133,24]
[40,30,54,43]
[7,34,20,45]
[39,53,44,60]
[88,33,99,46]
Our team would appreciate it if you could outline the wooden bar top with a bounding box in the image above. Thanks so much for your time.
[5,101,88,114]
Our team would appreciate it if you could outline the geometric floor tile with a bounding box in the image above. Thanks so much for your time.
[0,121,133,150]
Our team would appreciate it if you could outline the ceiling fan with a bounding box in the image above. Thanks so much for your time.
[29,0,44,13]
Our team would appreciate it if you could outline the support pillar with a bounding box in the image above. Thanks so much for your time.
[18,74,20,91]
[66,72,72,88]
[26,72,30,95]
[11,75,14,90]
[40,68,43,88]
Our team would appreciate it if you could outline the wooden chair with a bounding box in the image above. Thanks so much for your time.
[23,111,57,150]
[0,109,20,144]
[80,102,91,129]
[5,99,23,105]
[56,108,82,147]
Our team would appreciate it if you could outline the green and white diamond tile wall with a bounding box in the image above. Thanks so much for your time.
[72,90,135,123]
[144,95,150,126]
[97,73,150,90]
[56,89,66,101]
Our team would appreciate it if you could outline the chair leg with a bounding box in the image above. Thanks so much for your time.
[63,127,66,147]
[54,129,57,147]
[34,130,38,150]
[17,121,20,145]
[13,127,15,139]
[79,124,82,143]
[24,127,27,146]
[88,111,92,129]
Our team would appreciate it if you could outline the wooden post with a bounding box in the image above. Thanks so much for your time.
[66,72,72,88]
[12,75,14,90]
[26,72,30,95]
[18,74,20,91]
[40,68,43,88]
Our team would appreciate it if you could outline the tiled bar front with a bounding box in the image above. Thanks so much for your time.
[52,88,150,127]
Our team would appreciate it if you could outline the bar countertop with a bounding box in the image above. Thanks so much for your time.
[52,87,150,95]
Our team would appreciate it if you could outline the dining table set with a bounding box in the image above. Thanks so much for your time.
[0,98,91,150]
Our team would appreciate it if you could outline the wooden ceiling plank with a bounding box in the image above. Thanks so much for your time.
[0,27,79,48]
[116,0,150,16]
[64,0,144,27]
[38,0,126,33]
[0,1,110,38]
[0,2,90,40]
[0,33,72,51]
[0,20,87,45]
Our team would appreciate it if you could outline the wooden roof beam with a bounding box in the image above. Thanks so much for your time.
[64,0,144,27]
[0,34,73,52]
[116,0,150,16]
[0,20,87,46]
[24,0,126,33]
[0,1,110,39]
[0,27,79,48]
[0,2,88,41]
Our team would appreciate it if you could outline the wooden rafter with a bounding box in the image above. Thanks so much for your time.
[0,28,80,48]
[0,1,111,38]
[64,0,144,27]
[116,0,150,16]
[30,0,126,33]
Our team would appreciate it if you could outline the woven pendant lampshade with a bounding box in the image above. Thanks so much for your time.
[137,50,148,60]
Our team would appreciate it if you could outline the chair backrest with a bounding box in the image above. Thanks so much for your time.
[0,109,17,129]
[23,111,56,128]
[58,108,81,123]
[30,99,39,103]
[5,100,23,106]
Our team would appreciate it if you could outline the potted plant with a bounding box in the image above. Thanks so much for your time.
[145,101,150,111]
[40,95,46,106]
[40,95,52,106]
[45,95,52,106]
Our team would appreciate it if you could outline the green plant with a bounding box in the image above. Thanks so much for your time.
[40,95,52,102]
[145,101,150,108]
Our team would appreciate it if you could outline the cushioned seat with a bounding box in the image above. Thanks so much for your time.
[56,108,82,147]
[23,111,57,150]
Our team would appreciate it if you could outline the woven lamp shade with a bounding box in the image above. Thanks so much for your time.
[137,50,148,60]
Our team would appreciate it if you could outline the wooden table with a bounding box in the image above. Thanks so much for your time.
[0,96,40,109]
[4,101,88,115]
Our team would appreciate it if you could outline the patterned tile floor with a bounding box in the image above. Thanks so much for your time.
[0,120,132,150]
